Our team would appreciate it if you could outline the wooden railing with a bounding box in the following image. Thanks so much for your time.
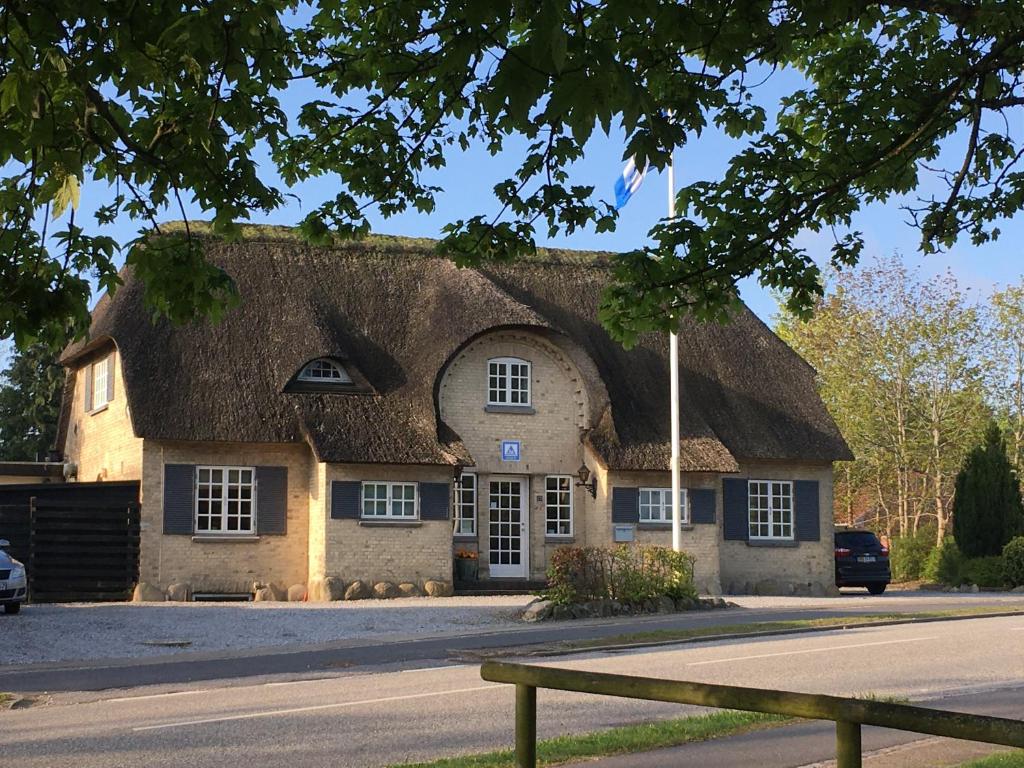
[480,661,1024,768]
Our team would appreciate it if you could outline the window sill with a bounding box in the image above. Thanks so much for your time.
[88,404,109,416]
[191,535,260,543]
[484,405,536,415]
[359,520,422,528]
[746,539,798,548]
[545,536,575,544]
[454,534,478,541]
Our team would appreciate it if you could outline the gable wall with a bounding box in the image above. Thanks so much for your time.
[62,350,143,483]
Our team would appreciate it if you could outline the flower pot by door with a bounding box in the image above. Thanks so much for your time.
[454,557,478,582]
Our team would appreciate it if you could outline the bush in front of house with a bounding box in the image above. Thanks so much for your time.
[1003,537,1024,587]
[959,556,1006,588]
[544,544,697,606]
[889,524,938,581]
[923,538,964,585]
[953,421,1024,557]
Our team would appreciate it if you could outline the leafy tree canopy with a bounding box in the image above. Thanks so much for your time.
[0,343,65,461]
[2,1,1023,348]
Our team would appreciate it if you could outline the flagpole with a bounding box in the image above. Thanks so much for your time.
[668,148,682,554]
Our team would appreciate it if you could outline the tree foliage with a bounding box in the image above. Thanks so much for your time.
[777,255,990,544]
[953,420,1024,557]
[3,2,1024,347]
[0,343,65,461]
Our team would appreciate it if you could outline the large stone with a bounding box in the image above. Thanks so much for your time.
[397,582,423,598]
[253,587,276,602]
[132,582,165,602]
[323,576,346,601]
[373,581,400,599]
[1012,585,1024,593]
[522,599,554,622]
[674,595,697,611]
[287,584,307,602]
[754,578,783,596]
[423,579,454,597]
[344,580,371,600]
[166,582,191,602]
[656,596,676,614]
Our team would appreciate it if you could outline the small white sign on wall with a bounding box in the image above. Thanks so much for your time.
[500,440,521,462]
[613,524,636,543]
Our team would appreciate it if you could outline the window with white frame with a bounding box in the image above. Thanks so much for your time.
[545,476,573,536]
[90,356,112,410]
[748,480,794,540]
[487,357,531,406]
[298,358,352,383]
[454,472,477,536]
[362,481,417,519]
[639,487,688,523]
[196,466,255,534]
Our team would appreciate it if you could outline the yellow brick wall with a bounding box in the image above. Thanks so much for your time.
[439,331,594,580]
[719,460,835,594]
[62,350,143,483]
[324,464,453,585]
[139,440,312,593]
[594,466,723,594]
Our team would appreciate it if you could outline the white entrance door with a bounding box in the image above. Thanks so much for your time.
[488,478,528,578]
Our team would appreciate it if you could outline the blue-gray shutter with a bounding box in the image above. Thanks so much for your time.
[689,488,716,524]
[331,481,362,519]
[722,478,749,541]
[611,487,639,523]
[163,464,195,535]
[256,466,288,535]
[106,353,115,403]
[794,480,821,541]
[420,482,451,520]
[83,364,93,412]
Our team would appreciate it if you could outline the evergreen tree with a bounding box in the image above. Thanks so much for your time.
[953,421,1024,557]
[0,344,65,461]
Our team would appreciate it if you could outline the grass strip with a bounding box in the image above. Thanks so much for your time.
[551,607,1024,652]
[388,710,790,768]
[959,751,1024,767]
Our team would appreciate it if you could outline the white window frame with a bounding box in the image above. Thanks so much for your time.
[298,358,352,383]
[544,475,574,537]
[748,480,794,540]
[639,487,689,524]
[487,357,532,406]
[195,465,257,535]
[361,481,418,520]
[91,356,112,410]
[454,472,477,537]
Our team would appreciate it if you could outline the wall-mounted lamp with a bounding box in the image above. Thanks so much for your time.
[575,463,596,498]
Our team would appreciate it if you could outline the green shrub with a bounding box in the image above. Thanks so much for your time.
[923,539,964,585]
[960,556,1005,588]
[953,421,1024,557]
[1003,536,1024,587]
[889,525,937,581]
[545,545,697,605]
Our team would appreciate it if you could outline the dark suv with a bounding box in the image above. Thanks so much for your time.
[834,529,891,595]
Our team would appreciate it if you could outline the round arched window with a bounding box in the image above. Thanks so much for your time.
[298,358,352,384]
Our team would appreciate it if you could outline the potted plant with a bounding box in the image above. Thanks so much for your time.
[454,548,479,582]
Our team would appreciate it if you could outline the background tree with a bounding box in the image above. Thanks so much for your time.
[953,421,1024,557]
[2,2,1024,348]
[0,343,65,461]
[987,285,1024,477]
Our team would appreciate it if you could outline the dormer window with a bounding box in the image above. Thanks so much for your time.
[299,358,351,384]
[487,357,531,406]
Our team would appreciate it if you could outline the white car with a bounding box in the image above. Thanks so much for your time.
[0,539,27,614]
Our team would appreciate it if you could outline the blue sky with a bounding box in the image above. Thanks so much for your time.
[3,61,1023,369]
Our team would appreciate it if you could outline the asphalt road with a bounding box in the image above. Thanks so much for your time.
[3,613,1023,767]
[4,591,1024,694]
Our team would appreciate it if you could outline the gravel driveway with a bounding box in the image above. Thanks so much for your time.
[0,596,534,666]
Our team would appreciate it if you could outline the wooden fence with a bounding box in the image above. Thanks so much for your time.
[481,661,1024,768]
[0,482,140,602]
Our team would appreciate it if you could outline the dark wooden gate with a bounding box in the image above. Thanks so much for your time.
[0,482,140,602]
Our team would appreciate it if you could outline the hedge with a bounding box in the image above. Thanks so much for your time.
[544,545,697,606]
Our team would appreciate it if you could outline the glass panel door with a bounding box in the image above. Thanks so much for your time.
[488,479,527,578]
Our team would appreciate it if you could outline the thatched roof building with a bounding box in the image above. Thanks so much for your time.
[60,226,851,472]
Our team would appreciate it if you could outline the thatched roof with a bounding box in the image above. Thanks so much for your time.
[60,225,852,470]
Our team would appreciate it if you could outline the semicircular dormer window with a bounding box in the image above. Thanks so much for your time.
[299,358,352,384]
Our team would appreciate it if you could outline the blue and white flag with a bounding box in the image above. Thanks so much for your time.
[614,156,647,209]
